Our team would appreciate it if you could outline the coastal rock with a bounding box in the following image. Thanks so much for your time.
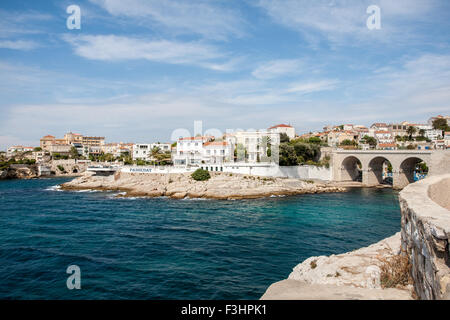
[261,232,413,300]
[288,233,402,289]
[0,165,38,180]
[61,171,347,200]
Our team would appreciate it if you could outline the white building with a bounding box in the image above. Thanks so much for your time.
[150,143,171,153]
[444,132,450,149]
[132,144,153,161]
[268,124,295,140]
[230,131,280,163]
[370,123,389,132]
[425,129,443,141]
[173,136,213,166]
[6,146,34,157]
[202,141,233,164]
[374,131,395,145]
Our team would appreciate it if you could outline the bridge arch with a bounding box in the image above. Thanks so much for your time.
[367,156,393,185]
[341,156,362,182]
[398,157,427,185]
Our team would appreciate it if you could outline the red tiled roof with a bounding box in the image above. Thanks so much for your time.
[372,123,388,127]
[204,141,228,147]
[378,143,397,147]
[179,136,212,141]
[268,124,293,129]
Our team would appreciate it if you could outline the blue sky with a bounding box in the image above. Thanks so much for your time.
[1,0,450,149]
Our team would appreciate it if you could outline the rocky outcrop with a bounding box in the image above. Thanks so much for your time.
[61,171,346,200]
[399,174,450,300]
[261,232,413,300]
[0,165,38,180]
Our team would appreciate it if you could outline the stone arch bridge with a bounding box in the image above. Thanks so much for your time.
[331,150,433,189]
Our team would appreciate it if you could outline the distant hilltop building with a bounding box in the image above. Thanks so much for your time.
[39,132,105,157]
[268,124,295,140]
[6,146,34,158]
[428,115,450,126]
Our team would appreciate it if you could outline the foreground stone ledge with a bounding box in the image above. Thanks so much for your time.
[261,280,412,300]
[261,232,413,300]
[399,173,450,300]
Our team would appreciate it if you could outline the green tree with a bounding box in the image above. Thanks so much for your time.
[308,136,321,144]
[279,132,290,143]
[235,143,247,161]
[418,129,426,137]
[191,168,211,181]
[406,126,417,140]
[362,135,377,148]
[432,118,449,132]
[340,139,354,146]
[70,146,80,159]
[279,143,298,166]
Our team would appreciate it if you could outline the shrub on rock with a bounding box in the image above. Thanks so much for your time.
[191,168,211,181]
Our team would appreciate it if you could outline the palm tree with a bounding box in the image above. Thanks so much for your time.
[149,147,161,161]
[406,126,417,140]
[418,129,425,137]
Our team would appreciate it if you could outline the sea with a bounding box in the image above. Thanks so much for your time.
[0,178,401,299]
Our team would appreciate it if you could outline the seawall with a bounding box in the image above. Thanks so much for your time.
[399,173,450,299]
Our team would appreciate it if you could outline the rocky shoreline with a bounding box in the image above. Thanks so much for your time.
[261,232,414,300]
[61,171,347,200]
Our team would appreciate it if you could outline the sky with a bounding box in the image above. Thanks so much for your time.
[1,0,450,149]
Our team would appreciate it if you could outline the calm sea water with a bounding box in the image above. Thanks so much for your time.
[0,178,401,299]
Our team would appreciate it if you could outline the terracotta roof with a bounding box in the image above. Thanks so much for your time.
[375,131,391,134]
[204,141,228,147]
[378,143,397,147]
[371,123,388,127]
[42,135,55,139]
[268,124,293,129]
[179,136,211,141]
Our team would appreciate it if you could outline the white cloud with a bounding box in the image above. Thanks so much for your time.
[255,0,438,45]
[63,34,234,70]
[252,59,303,79]
[89,0,246,40]
[0,10,53,38]
[0,40,37,50]
[285,80,338,94]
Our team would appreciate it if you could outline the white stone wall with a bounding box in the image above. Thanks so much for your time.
[399,174,450,300]
[120,164,332,180]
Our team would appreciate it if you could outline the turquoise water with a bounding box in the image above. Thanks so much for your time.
[0,178,401,299]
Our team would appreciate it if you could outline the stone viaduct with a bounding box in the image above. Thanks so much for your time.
[331,150,434,189]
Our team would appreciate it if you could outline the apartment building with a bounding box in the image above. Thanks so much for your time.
[389,123,409,137]
[374,131,395,145]
[202,141,233,164]
[82,136,105,147]
[327,130,358,147]
[230,131,280,163]
[173,136,213,166]
[268,124,295,140]
[6,146,34,157]
[40,135,56,151]
[444,132,450,149]
[64,132,83,144]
